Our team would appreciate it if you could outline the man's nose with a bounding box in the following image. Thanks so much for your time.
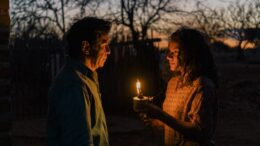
[106,46,111,54]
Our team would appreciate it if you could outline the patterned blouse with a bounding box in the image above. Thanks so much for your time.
[163,76,218,146]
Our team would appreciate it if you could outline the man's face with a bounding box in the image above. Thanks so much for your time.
[166,41,180,71]
[95,34,110,69]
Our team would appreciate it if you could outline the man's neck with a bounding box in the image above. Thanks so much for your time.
[84,59,96,72]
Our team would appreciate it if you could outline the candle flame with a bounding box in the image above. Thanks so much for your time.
[136,79,141,95]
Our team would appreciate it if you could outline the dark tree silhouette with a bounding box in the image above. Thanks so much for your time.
[189,0,260,60]
[105,0,182,42]
[11,0,102,37]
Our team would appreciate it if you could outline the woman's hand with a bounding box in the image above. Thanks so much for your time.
[139,113,153,127]
[139,103,163,119]
[139,113,163,128]
[141,103,163,120]
[138,103,164,128]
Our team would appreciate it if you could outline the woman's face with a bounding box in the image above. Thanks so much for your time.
[166,41,180,71]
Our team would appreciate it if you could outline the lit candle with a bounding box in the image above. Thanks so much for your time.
[136,79,143,99]
[136,79,141,95]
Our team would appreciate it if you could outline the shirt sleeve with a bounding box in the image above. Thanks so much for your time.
[56,85,94,146]
[188,85,218,139]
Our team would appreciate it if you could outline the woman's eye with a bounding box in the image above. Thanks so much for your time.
[167,52,174,58]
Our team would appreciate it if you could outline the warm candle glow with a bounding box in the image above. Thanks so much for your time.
[136,79,141,95]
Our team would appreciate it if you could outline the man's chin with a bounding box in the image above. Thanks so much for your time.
[98,63,105,68]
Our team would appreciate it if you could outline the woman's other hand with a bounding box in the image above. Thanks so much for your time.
[142,103,163,119]
[139,113,163,128]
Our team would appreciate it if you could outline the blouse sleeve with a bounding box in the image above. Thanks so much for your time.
[188,83,218,139]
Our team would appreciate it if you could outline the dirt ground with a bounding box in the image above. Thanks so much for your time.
[108,110,260,146]
[11,59,260,146]
[11,110,260,146]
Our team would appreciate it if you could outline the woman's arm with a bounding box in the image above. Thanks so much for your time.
[143,104,203,139]
[159,108,203,138]
[143,85,217,141]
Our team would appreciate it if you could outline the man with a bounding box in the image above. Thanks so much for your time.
[47,17,111,146]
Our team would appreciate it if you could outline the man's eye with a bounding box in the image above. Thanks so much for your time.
[105,45,110,52]
[102,44,110,52]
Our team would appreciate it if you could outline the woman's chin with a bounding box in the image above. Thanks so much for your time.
[170,67,177,71]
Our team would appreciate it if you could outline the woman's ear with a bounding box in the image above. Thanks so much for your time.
[81,40,90,55]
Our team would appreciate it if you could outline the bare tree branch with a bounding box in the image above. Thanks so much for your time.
[11,0,102,38]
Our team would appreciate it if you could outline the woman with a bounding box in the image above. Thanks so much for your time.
[141,27,218,146]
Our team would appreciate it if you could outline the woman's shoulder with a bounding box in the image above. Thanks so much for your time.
[192,76,217,97]
[193,77,218,107]
[193,76,215,89]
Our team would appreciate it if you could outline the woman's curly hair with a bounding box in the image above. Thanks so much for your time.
[170,27,218,87]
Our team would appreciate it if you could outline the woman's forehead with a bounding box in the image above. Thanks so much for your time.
[168,42,179,51]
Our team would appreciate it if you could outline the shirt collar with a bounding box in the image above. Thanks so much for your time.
[66,56,95,80]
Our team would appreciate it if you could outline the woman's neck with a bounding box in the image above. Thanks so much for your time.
[178,68,191,87]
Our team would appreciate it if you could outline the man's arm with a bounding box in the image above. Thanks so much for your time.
[56,86,93,146]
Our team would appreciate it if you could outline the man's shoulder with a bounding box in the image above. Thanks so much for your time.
[49,66,83,94]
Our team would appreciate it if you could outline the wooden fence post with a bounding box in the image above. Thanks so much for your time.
[0,0,12,145]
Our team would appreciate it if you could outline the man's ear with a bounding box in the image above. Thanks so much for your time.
[81,40,90,55]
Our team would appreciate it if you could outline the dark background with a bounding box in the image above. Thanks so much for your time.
[1,0,260,145]
[9,36,260,146]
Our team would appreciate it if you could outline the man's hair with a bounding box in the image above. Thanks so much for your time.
[66,17,111,59]
[170,27,218,87]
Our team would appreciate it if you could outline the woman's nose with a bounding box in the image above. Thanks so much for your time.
[166,55,173,61]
